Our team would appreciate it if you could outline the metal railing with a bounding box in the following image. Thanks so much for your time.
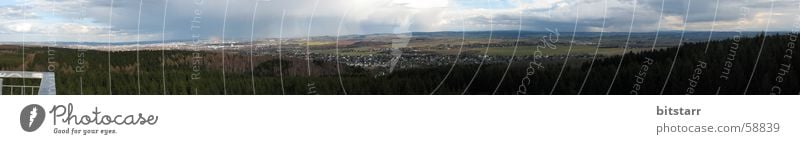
[1,82,40,95]
[0,71,56,95]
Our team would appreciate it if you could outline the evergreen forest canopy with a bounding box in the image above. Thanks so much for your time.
[0,33,797,95]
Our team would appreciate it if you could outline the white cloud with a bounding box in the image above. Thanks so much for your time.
[392,0,449,9]
[6,22,32,32]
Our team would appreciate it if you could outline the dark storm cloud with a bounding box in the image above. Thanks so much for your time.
[74,0,449,41]
[2,0,798,42]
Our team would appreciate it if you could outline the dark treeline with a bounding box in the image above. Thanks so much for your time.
[0,33,797,95]
[453,33,800,95]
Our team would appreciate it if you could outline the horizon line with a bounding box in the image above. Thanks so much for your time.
[0,30,788,44]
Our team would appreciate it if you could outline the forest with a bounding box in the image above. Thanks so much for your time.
[0,33,797,95]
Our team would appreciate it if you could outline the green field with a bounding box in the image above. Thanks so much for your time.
[431,45,665,56]
[315,47,379,56]
[314,44,665,57]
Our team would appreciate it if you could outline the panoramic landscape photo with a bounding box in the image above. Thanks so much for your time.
[0,0,797,95]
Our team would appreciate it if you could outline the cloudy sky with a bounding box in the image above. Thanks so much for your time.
[0,0,797,42]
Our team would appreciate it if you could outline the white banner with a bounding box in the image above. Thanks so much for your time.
[0,95,797,144]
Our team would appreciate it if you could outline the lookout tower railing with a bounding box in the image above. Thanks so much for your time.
[0,71,56,95]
